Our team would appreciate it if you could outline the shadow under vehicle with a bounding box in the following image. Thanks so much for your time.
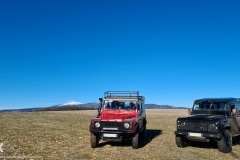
[89,91,147,149]
[175,98,240,153]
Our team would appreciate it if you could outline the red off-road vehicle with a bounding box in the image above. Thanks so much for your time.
[89,91,147,149]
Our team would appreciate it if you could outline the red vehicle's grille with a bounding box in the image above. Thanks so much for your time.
[101,122,123,131]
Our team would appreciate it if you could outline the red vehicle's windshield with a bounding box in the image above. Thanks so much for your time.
[104,100,136,110]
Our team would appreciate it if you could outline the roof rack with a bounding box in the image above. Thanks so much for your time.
[104,91,144,100]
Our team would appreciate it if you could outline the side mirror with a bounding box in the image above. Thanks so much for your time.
[232,108,237,115]
[188,109,192,115]
[99,98,103,103]
[96,107,101,118]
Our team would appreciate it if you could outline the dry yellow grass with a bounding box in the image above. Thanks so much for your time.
[1,109,240,160]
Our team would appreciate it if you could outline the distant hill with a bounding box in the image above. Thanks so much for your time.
[0,103,188,112]
[145,104,188,109]
[0,107,43,112]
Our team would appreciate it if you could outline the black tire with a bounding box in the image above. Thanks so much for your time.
[238,136,240,145]
[90,132,99,148]
[176,136,188,147]
[218,129,232,153]
[236,135,240,145]
[132,132,139,149]
[140,128,147,140]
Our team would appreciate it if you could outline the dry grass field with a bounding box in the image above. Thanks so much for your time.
[1,109,240,160]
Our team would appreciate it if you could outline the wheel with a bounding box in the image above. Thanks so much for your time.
[140,128,147,140]
[175,136,188,147]
[90,132,99,148]
[218,129,232,153]
[238,136,240,145]
[132,132,139,149]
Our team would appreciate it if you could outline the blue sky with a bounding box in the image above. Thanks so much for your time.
[0,0,240,109]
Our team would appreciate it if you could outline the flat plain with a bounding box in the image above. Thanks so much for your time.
[1,109,240,160]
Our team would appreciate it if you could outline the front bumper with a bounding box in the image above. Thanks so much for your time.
[91,130,136,141]
[175,131,222,139]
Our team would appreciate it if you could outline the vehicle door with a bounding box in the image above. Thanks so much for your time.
[137,102,144,129]
[230,103,240,135]
[235,102,240,134]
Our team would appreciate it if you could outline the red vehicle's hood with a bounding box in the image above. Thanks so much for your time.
[100,110,137,121]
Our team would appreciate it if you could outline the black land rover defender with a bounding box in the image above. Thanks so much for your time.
[175,98,240,153]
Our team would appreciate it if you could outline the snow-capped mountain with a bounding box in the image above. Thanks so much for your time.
[43,101,99,111]
[59,100,83,106]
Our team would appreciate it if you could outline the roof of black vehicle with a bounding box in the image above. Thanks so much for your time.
[194,98,240,102]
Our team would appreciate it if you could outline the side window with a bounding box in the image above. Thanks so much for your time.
[201,103,209,109]
[141,102,145,110]
[236,102,240,110]
[193,104,200,110]
[141,102,145,112]
[219,102,227,110]
[235,102,240,114]
[136,102,142,113]
[139,103,142,113]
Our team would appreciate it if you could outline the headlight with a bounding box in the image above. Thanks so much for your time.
[209,121,219,130]
[177,120,186,128]
[124,123,130,129]
[95,122,100,128]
